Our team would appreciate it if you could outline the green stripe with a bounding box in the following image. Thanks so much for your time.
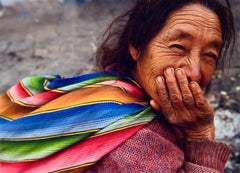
[97,106,156,135]
[22,76,49,95]
[58,76,118,91]
[0,132,93,161]
[0,107,155,162]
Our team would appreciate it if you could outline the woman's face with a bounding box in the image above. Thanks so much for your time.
[130,3,222,101]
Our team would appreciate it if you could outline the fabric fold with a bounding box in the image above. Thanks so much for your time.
[0,71,156,172]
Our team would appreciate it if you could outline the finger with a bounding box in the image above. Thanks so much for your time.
[175,68,194,107]
[150,99,162,113]
[155,76,174,116]
[189,82,213,113]
[164,67,184,108]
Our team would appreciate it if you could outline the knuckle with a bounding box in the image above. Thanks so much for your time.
[166,76,176,83]
[196,100,205,107]
[166,80,177,89]
[167,84,175,89]
[178,79,188,86]
[200,106,214,115]
[161,97,171,107]
[157,82,166,90]
[159,88,168,98]
[193,88,202,95]
[183,94,194,103]
[167,115,178,124]
[170,94,182,103]
[183,115,196,124]
[195,97,206,107]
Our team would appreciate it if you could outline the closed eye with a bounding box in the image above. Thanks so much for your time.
[170,44,186,51]
[204,52,218,60]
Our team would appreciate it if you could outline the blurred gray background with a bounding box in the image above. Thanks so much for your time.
[0,0,239,172]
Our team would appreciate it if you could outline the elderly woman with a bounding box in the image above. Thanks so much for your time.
[0,0,235,172]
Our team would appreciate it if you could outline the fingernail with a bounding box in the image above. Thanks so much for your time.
[156,76,164,84]
[175,68,183,77]
[156,76,165,87]
[165,67,174,76]
[156,76,165,89]
[190,82,196,89]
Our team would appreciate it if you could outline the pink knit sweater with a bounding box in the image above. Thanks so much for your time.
[84,117,231,173]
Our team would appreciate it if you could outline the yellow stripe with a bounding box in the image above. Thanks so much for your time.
[20,81,34,96]
[0,114,13,121]
[10,100,39,108]
[53,162,95,173]
[6,85,38,108]
[0,159,36,162]
[43,79,66,93]
[6,91,15,103]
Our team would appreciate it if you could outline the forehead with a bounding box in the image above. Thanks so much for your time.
[162,3,222,39]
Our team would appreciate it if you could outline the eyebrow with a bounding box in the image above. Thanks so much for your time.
[208,40,223,52]
[168,29,194,41]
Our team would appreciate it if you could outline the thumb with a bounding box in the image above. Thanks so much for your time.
[150,99,162,113]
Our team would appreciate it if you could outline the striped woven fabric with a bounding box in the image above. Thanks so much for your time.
[0,71,156,173]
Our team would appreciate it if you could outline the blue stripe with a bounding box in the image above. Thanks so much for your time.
[45,72,111,89]
[0,102,145,139]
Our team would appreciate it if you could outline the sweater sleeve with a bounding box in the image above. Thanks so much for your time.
[184,139,232,173]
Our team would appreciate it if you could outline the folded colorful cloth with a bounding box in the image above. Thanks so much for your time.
[0,71,156,173]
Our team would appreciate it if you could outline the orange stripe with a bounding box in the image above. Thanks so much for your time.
[0,93,36,120]
[31,85,145,114]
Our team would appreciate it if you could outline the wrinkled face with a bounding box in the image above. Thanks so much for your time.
[130,3,222,101]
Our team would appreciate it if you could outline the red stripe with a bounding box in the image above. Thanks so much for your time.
[0,124,145,173]
[20,91,63,106]
[8,82,63,106]
[8,82,30,101]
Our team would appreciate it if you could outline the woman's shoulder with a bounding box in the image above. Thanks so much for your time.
[86,118,185,173]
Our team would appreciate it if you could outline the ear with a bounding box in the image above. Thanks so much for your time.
[129,45,139,61]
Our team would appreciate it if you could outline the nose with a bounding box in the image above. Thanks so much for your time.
[182,58,202,83]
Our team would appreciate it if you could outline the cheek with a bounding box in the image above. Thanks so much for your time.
[200,63,216,85]
[147,51,177,72]
[140,58,177,99]
[142,57,170,81]
[137,45,183,97]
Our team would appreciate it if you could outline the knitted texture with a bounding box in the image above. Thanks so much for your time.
[84,118,232,173]
[184,139,232,172]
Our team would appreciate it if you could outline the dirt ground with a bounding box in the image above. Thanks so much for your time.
[0,0,239,172]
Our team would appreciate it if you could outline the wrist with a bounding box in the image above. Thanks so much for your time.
[183,125,215,140]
